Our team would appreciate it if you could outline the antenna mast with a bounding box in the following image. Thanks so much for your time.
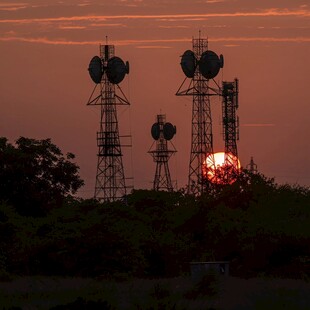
[222,78,240,183]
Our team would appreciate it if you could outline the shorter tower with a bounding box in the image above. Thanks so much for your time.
[148,114,177,192]
[246,156,258,174]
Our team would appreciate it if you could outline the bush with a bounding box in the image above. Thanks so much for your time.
[50,297,115,310]
[184,270,221,299]
[132,282,184,310]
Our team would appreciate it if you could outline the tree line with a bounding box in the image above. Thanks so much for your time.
[0,137,309,280]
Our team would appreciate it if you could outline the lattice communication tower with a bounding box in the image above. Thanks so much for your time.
[176,34,240,195]
[87,43,131,202]
[148,114,177,192]
[176,36,223,195]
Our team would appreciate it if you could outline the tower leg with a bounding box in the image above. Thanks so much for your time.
[95,95,127,202]
[188,83,215,195]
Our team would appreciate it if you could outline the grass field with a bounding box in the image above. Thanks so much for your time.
[0,275,309,309]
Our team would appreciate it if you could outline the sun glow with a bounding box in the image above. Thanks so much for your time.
[203,152,241,184]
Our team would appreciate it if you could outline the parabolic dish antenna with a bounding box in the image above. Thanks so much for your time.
[88,56,103,84]
[199,50,223,80]
[181,50,197,78]
[106,56,128,84]
[151,123,160,140]
[219,54,224,68]
[163,123,176,140]
[125,61,130,74]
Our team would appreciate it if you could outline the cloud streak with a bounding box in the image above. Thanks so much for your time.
[1,36,309,46]
[0,8,309,25]
[211,37,310,43]
[242,123,276,127]
[0,36,100,45]
[0,2,28,11]
[89,23,127,27]
[58,25,86,30]
[136,45,172,49]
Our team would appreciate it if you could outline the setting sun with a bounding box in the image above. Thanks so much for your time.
[203,152,241,184]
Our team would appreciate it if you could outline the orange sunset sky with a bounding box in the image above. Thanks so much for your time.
[0,0,309,197]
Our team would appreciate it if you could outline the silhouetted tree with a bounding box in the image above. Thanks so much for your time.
[0,137,84,216]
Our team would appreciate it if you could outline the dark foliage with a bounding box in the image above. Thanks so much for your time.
[184,271,220,299]
[50,297,115,310]
[0,168,309,280]
[0,137,84,216]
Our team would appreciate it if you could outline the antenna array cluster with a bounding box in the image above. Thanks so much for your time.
[181,49,224,79]
[89,55,129,85]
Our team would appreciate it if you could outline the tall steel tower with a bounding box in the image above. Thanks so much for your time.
[148,114,177,191]
[176,36,223,195]
[87,43,131,202]
[222,79,240,183]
